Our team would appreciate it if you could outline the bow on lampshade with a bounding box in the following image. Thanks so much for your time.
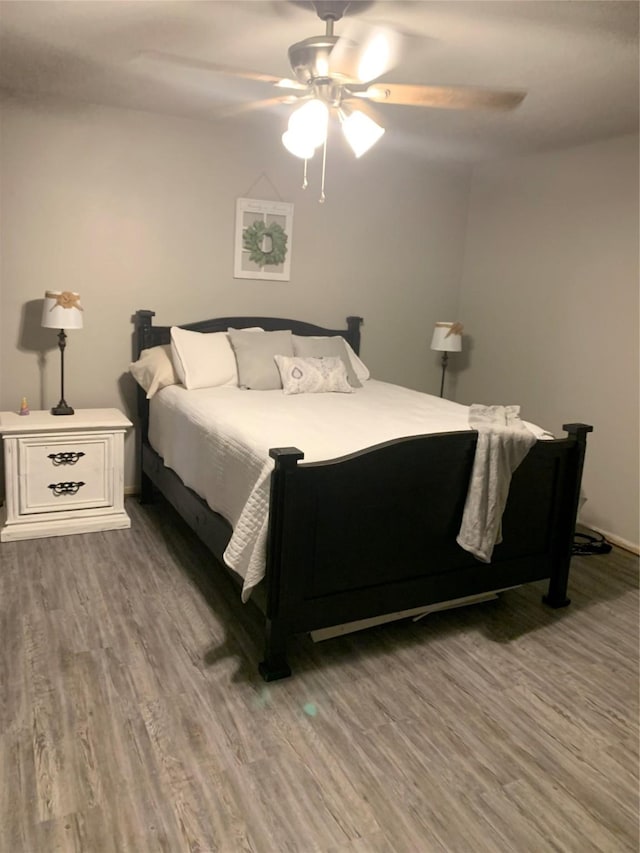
[41,290,84,415]
[430,321,464,398]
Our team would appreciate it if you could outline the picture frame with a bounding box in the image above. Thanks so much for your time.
[234,198,294,281]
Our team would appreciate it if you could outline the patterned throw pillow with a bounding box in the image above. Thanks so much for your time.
[292,335,361,387]
[274,355,354,395]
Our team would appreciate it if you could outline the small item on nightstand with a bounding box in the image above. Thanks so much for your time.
[19,397,30,416]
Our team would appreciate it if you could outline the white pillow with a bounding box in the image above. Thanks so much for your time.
[274,355,354,395]
[343,339,370,382]
[170,327,237,389]
[129,345,179,399]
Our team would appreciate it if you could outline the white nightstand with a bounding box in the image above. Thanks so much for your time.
[0,408,132,542]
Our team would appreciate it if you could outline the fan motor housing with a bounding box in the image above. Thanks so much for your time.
[288,35,360,85]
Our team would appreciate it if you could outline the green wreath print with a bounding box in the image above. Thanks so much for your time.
[243,220,288,267]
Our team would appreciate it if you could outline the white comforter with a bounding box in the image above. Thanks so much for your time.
[149,381,549,601]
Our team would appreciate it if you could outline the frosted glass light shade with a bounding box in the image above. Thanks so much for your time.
[287,99,329,149]
[281,130,316,160]
[431,322,462,352]
[341,110,385,158]
[41,291,83,330]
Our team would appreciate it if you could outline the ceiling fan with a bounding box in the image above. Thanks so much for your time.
[143,1,526,200]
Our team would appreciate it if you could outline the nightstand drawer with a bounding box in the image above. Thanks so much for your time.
[18,434,114,513]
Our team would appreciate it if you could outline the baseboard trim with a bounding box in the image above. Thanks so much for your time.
[587,526,639,557]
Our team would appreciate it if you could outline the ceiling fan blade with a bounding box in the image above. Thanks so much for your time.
[274,78,310,91]
[217,95,303,118]
[353,83,526,111]
[329,21,402,83]
[340,94,386,127]
[136,50,307,90]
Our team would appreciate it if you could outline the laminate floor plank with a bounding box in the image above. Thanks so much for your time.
[35,809,121,853]
[0,602,29,734]
[0,727,40,852]
[326,833,396,853]
[168,767,256,853]
[454,684,639,843]
[0,495,637,853]
[259,690,384,840]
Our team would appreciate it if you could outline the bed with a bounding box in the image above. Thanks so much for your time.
[133,310,592,680]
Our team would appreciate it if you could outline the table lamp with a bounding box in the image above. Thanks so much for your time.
[41,290,83,415]
[431,321,463,398]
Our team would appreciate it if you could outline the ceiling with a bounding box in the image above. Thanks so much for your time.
[0,0,638,162]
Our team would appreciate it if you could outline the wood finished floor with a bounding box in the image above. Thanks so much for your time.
[1,497,638,853]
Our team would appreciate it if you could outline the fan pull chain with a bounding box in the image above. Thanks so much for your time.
[319,136,327,203]
[302,158,309,190]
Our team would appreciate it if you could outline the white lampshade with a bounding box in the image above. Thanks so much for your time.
[41,291,83,330]
[431,321,463,353]
[341,109,385,158]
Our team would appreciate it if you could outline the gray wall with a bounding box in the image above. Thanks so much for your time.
[0,94,471,487]
[456,134,639,549]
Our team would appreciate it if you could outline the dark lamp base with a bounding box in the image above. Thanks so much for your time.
[51,401,74,416]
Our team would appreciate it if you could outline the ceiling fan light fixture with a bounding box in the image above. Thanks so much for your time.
[340,109,385,158]
[282,129,316,160]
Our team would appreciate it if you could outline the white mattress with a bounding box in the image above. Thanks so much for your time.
[148,381,549,601]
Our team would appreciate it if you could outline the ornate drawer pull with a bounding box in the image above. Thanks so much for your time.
[48,451,86,466]
[48,481,86,497]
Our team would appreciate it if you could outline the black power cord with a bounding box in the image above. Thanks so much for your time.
[572,531,613,556]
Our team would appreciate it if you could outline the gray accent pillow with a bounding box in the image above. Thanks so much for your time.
[228,329,294,390]
[292,335,362,388]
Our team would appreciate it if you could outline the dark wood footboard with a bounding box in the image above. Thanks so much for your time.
[132,310,591,681]
[259,423,591,679]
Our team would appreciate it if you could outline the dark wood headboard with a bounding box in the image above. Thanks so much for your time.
[133,312,363,359]
[132,311,363,451]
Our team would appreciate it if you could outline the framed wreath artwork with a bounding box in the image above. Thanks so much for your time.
[234,198,294,281]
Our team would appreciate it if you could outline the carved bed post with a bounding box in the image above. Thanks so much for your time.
[134,309,156,357]
[133,310,156,504]
[346,316,363,355]
[258,446,304,681]
[543,422,593,608]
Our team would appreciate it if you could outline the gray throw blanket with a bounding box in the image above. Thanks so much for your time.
[457,404,537,563]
